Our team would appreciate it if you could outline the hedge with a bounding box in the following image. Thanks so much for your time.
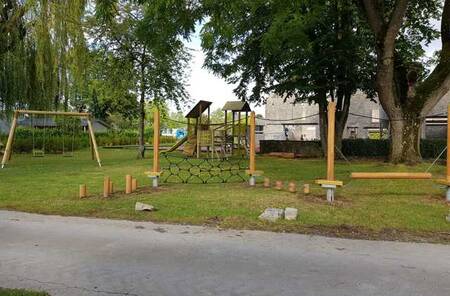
[0,127,176,153]
[260,139,447,159]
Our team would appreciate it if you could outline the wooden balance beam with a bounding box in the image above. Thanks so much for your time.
[351,172,432,180]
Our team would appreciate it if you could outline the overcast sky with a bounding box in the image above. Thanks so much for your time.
[181,19,442,117]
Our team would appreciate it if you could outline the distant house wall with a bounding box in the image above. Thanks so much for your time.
[263,91,450,140]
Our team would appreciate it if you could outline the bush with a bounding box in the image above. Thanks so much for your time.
[260,138,447,160]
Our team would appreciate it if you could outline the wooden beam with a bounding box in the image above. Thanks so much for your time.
[153,109,160,173]
[1,111,19,168]
[86,117,102,167]
[15,110,90,117]
[351,172,432,180]
[327,102,336,180]
[249,111,256,172]
[315,179,343,186]
[447,103,450,181]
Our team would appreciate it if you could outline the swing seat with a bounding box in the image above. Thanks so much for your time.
[32,149,45,157]
[62,152,74,157]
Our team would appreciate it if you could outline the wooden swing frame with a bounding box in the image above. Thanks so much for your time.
[1,110,102,168]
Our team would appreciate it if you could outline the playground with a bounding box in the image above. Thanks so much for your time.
[0,147,449,243]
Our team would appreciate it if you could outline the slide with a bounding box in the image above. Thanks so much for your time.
[164,135,188,153]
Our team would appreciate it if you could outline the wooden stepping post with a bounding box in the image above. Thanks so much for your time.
[132,178,137,192]
[303,184,310,195]
[126,175,132,194]
[275,181,283,190]
[103,177,110,198]
[79,184,87,198]
[109,181,114,194]
[288,181,297,193]
[263,177,271,188]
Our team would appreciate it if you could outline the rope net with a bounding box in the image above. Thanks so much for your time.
[161,153,248,184]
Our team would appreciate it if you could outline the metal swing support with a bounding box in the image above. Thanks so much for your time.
[1,110,102,168]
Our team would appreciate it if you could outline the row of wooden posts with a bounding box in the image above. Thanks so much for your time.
[78,174,138,198]
[263,177,311,194]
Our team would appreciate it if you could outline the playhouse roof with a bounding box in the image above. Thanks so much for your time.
[185,100,212,118]
[222,101,251,112]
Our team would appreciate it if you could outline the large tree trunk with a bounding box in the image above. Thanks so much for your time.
[360,0,450,164]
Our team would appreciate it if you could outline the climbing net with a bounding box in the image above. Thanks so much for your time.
[161,153,249,184]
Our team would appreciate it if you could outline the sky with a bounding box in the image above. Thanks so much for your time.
[181,19,442,117]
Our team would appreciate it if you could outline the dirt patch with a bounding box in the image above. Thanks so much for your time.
[204,216,223,226]
[299,194,352,207]
[423,195,450,205]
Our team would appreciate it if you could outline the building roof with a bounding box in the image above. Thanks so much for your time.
[185,100,212,118]
[222,101,251,112]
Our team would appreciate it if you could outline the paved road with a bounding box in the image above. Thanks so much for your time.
[0,210,449,296]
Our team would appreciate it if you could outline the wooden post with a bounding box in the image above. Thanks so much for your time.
[249,111,256,172]
[288,181,297,193]
[197,105,202,158]
[126,175,132,194]
[86,117,102,167]
[275,180,283,190]
[79,184,87,198]
[109,181,114,194]
[132,178,137,192]
[153,109,160,173]
[447,103,450,181]
[103,177,110,198]
[263,177,270,188]
[327,102,336,181]
[1,111,18,168]
[303,184,310,194]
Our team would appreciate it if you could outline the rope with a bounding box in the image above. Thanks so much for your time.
[425,146,447,173]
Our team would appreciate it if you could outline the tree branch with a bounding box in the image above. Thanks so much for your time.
[359,0,383,37]
[384,0,409,46]
[420,0,450,116]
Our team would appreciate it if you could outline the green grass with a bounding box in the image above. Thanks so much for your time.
[0,149,449,243]
[0,288,49,296]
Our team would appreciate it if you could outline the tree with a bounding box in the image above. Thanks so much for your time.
[92,1,190,158]
[358,0,449,163]
[201,0,375,152]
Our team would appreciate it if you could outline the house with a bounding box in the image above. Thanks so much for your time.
[263,91,450,140]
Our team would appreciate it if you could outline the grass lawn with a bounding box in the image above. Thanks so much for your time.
[0,149,449,243]
[0,288,49,296]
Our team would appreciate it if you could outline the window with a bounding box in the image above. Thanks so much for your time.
[347,127,358,139]
[372,109,380,123]
[255,125,264,134]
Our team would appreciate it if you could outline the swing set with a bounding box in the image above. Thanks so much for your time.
[1,110,102,168]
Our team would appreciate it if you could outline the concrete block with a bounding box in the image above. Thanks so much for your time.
[135,202,155,212]
[284,208,298,221]
[259,208,284,222]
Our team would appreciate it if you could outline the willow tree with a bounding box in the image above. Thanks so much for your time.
[358,0,449,163]
[0,0,88,114]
